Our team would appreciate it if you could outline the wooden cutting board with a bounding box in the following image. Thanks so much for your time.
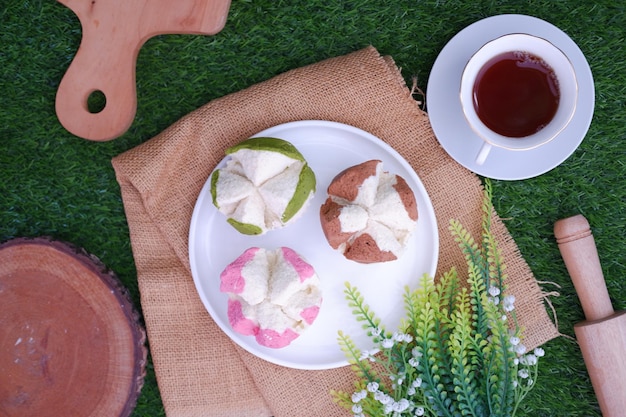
[55,0,232,141]
[0,238,147,417]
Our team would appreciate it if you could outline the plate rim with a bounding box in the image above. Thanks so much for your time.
[189,119,439,369]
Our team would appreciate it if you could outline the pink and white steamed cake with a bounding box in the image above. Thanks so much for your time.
[220,247,322,348]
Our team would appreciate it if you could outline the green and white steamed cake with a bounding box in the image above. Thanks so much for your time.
[210,137,316,235]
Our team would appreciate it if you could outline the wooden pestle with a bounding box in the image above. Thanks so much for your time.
[555,214,626,417]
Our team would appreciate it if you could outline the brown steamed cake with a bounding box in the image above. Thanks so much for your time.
[320,160,418,263]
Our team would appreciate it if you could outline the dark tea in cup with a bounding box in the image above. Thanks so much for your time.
[460,33,578,165]
[472,51,560,138]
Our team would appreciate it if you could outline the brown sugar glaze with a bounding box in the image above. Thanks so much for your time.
[473,51,560,138]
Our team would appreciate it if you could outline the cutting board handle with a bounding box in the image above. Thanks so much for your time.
[554,214,614,321]
[55,0,231,141]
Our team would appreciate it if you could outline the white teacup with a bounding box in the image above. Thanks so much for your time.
[460,33,578,165]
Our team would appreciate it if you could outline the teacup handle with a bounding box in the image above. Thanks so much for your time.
[475,142,492,165]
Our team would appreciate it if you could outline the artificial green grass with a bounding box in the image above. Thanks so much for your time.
[1,0,624,416]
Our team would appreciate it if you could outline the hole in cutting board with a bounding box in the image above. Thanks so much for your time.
[87,90,106,114]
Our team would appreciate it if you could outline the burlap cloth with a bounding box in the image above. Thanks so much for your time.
[111,46,560,417]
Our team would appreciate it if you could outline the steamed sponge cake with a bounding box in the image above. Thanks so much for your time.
[320,160,418,263]
[211,137,316,235]
[220,247,322,349]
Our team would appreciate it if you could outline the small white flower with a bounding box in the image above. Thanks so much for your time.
[514,358,519,366]
[397,378,404,386]
[394,399,410,412]
[375,391,392,404]
[407,387,416,396]
[367,381,379,392]
[503,295,516,312]
[534,347,545,357]
[521,354,537,366]
[359,350,371,361]
[509,336,520,346]
[489,296,500,305]
[527,378,534,386]
[488,286,501,297]
[411,347,422,358]
[371,327,382,336]
[415,406,425,416]
[518,369,530,379]
[381,338,395,349]
[413,377,422,388]
[383,403,394,414]
[409,357,419,368]
[513,380,518,388]
[501,314,508,322]
[352,390,367,403]
[404,334,414,343]
[352,404,363,413]
[392,331,402,341]
[354,414,365,417]
[515,344,527,355]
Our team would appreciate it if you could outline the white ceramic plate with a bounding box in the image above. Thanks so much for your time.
[427,14,595,180]
[189,120,439,370]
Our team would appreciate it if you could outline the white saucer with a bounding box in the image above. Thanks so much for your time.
[426,14,594,180]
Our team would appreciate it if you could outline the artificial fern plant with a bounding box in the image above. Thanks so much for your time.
[332,180,543,417]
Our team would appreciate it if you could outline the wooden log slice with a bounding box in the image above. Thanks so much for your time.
[0,237,147,417]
